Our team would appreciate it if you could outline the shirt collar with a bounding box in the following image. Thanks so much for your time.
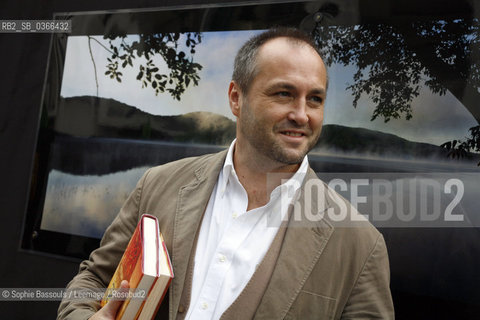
[220,139,309,198]
[220,139,237,192]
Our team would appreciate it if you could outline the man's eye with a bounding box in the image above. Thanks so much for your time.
[276,91,291,97]
[310,96,323,103]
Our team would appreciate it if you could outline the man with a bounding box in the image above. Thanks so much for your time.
[58,27,394,319]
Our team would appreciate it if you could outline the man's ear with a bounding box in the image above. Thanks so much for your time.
[228,81,242,117]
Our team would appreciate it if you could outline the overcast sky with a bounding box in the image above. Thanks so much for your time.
[60,31,477,146]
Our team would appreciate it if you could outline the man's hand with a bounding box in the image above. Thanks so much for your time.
[89,280,129,320]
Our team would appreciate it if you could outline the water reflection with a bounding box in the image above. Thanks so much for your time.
[40,167,148,238]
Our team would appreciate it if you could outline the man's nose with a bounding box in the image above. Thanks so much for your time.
[287,98,309,126]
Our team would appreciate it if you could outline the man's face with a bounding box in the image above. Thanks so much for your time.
[231,37,328,166]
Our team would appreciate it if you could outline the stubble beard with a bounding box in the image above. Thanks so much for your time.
[269,126,321,164]
[239,102,321,165]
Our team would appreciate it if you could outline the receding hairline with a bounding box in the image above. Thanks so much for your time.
[257,36,325,61]
[267,35,319,48]
[249,36,328,89]
[232,27,329,95]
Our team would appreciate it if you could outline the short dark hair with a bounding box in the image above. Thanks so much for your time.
[232,27,326,95]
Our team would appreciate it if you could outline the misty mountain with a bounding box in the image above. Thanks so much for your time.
[55,95,472,162]
[316,125,452,160]
[56,96,236,145]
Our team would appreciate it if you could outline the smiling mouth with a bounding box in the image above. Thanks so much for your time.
[281,131,304,137]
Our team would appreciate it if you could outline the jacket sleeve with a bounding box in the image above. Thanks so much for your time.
[341,234,395,319]
[56,169,151,320]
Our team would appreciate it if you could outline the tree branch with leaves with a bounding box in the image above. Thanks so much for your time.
[89,32,203,101]
[313,18,480,164]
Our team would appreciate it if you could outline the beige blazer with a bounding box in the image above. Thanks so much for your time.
[57,150,394,320]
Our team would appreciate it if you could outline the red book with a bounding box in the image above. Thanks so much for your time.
[101,214,173,320]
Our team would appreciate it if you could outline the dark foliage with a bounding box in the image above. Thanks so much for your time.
[313,18,480,164]
[100,32,203,101]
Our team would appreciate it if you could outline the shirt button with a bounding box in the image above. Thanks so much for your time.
[178,305,185,313]
[201,302,209,310]
[232,212,238,218]
[219,255,226,263]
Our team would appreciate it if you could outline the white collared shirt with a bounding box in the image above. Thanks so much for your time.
[185,140,308,320]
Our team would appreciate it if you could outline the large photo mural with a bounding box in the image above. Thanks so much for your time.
[39,25,479,238]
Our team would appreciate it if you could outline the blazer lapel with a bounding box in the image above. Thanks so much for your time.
[254,169,334,320]
[169,151,227,319]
